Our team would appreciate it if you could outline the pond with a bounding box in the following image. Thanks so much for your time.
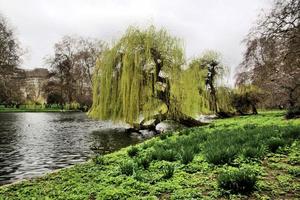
[0,112,144,185]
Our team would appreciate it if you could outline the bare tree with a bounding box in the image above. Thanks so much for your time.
[45,36,106,107]
[237,0,300,109]
[0,14,23,105]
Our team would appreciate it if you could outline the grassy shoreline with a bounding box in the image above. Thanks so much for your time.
[0,111,299,199]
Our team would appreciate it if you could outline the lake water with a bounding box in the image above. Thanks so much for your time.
[0,112,143,185]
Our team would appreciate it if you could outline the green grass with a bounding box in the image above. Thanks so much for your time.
[0,111,299,199]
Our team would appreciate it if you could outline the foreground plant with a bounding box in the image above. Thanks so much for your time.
[127,146,139,157]
[119,160,136,176]
[162,163,175,179]
[217,166,258,194]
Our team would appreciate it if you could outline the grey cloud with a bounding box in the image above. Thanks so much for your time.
[0,0,272,84]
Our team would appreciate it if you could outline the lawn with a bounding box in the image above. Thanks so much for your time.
[0,111,299,199]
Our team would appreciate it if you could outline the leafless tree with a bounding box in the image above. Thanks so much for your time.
[236,0,300,108]
[45,36,106,107]
[0,14,24,105]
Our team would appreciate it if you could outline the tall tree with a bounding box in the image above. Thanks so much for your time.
[237,0,300,109]
[46,36,105,107]
[189,51,228,113]
[0,14,23,105]
[89,26,211,131]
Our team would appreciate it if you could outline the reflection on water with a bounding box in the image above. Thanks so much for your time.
[0,112,142,185]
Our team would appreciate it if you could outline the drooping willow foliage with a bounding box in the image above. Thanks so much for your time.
[216,87,235,113]
[189,51,233,114]
[89,26,227,125]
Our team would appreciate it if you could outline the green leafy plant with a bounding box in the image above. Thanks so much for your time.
[92,154,104,165]
[205,145,237,165]
[217,166,257,194]
[127,146,139,157]
[266,137,285,153]
[162,164,175,179]
[180,148,195,164]
[285,106,300,119]
[136,155,151,169]
[154,148,178,162]
[243,124,256,129]
[288,167,300,177]
[119,161,135,176]
[159,133,168,140]
[242,146,265,159]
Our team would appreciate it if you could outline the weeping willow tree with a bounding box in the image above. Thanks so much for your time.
[188,50,232,114]
[216,86,235,115]
[89,26,211,130]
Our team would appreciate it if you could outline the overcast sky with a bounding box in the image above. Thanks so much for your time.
[0,0,272,83]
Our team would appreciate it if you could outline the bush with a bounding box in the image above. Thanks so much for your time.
[136,155,151,169]
[119,161,135,176]
[243,124,256,129]
[92,154,104,165]
[162,164,175,179]
[288,167,300,177]
[286,106,300,119]
[154,149,178,162]
[180,148,195,164]
[159,133,168,140]
[127,146,139,157]
[205,146,237,165]
[266,137,285,153]
[242,146,265,159]
[283,128,300,140]
[231,85,260,115]
[217,166,257,194]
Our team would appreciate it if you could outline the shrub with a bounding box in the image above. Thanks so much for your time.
[231,85,260,115]
[217,166,257,194]
[136,155,151,169]
[266,137,285,153]
[162,164,175,179]
[288,167,300,177]
[92,154,104,165]
[285,106,300,119]
[283,128,300,140]
[205,146,237,165]
[180,148,195,164]
[192,144,201,154]
[119,161,135,176]
[159,133,168,140]
[127,146,139,157]
[179,129,191,135]
[242,146,265,159]
[133,170,144,181]
[243,124,256,129]
[157,149,178,162]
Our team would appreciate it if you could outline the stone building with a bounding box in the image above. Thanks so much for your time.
[20,68,50,103]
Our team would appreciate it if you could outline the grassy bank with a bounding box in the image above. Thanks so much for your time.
[0,111,299,199]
